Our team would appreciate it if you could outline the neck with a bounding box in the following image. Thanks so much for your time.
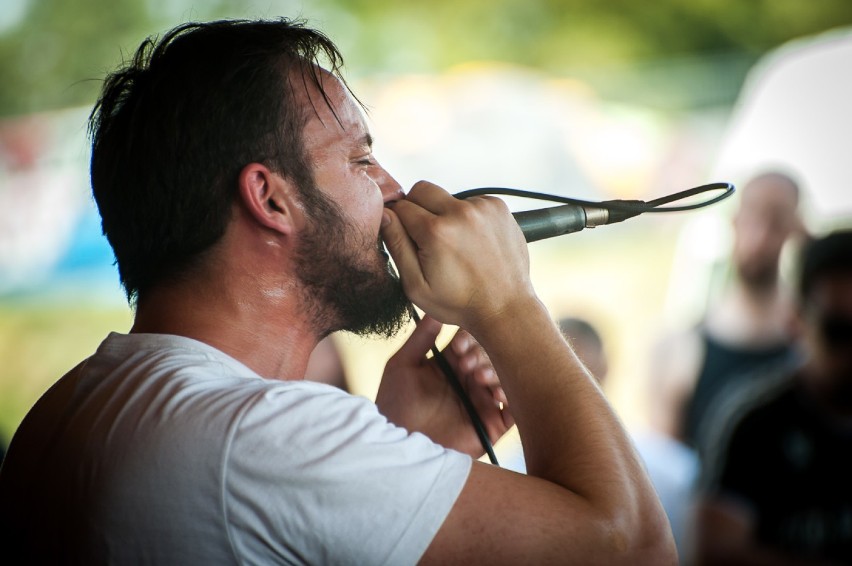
[738,275,779,306]
[131,271,319,381]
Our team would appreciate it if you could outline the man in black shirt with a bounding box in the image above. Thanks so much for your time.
[695,229,852,564]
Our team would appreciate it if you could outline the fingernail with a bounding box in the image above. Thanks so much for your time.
[381,210,391,227]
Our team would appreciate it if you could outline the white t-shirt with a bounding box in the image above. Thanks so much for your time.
[0,332,471,564]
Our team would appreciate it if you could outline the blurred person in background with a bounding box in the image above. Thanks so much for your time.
[693,229,852,564]
[643,171,806,560]
[650,171,807,452]
[557,317,609,380]
[0,18,675,564]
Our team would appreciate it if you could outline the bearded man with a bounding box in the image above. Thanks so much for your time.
[0,19,674,564]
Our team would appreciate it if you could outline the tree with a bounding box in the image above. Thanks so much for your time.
[2,0,852,117]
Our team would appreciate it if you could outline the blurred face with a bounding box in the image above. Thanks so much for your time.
[801,273,852,386]
[293,71,410,337]
[732,176,799,289]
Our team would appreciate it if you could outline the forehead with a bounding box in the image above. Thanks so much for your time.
[741,177,798,212]
[294,68,368,149]
[736,180,800,232]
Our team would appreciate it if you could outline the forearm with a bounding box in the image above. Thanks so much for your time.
[469,297,661,524]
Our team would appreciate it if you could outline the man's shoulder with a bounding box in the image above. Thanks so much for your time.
[40,332,369,458]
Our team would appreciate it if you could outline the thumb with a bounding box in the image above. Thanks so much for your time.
[394,315,443,364]
[380,207,421,288]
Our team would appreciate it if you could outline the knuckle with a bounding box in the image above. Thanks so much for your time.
[455,203,485,229]
[482,195,510,213]
[410,180,435,193]
[423,215,455,246]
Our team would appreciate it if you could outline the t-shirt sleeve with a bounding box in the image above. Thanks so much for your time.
[223,382,472,565]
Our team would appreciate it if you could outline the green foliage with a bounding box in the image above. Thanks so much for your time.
[2,0,852,117]
[0,0,229,116]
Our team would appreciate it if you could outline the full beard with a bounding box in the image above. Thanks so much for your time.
[294,193,411,339]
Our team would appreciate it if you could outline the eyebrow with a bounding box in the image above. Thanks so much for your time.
[359,132,374,150]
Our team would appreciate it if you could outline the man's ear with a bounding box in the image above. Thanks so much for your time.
[237,163,304,235]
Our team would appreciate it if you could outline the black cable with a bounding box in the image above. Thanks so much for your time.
[454,181,734,214]
[408,308,500,466]
[402,181,734,466]
[382,254,501,466]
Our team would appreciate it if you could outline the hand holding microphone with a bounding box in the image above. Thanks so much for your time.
[381,181,734,326]
[381,179,734,464]
[381,180,534,332]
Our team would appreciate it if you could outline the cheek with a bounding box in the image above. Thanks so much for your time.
[319,174,384,233]
[351,178,385,230]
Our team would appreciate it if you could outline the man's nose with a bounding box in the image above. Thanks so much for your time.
[377,165,404,204]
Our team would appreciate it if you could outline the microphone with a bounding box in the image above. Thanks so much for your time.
[458,182,734,243]
[512,202,642,243]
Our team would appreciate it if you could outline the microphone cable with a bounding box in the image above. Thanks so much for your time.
[455,181,735,218]
[408,308,500,466]
[412,181,735,466]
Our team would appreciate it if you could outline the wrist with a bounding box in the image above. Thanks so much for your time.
[464,292,547,344]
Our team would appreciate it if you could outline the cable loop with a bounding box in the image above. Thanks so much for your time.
[454,182,735,213]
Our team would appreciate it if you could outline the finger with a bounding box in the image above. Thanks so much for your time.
[393,314,443,364]
[491,387,514,431]
[457,350,493,378]
[457,365,505,433]
[381,207,425,292]
[469,383,511,443]
[492,386,508,408]
[472,366,498,387]
[404,180,458,214]
[499,396,515,429]
[452,332,495,382]
[388,197,453,247]
[489,386,512,429]
[442,329,480,375]
[449,329,474,357]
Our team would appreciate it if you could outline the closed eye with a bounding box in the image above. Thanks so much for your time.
[353,133,375,167]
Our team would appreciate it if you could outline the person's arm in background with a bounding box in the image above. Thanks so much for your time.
[381,181,676,564]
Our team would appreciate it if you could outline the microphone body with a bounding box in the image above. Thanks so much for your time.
[512,204,612,243]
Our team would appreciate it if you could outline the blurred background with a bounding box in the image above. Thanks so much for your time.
[2,0,852,460]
